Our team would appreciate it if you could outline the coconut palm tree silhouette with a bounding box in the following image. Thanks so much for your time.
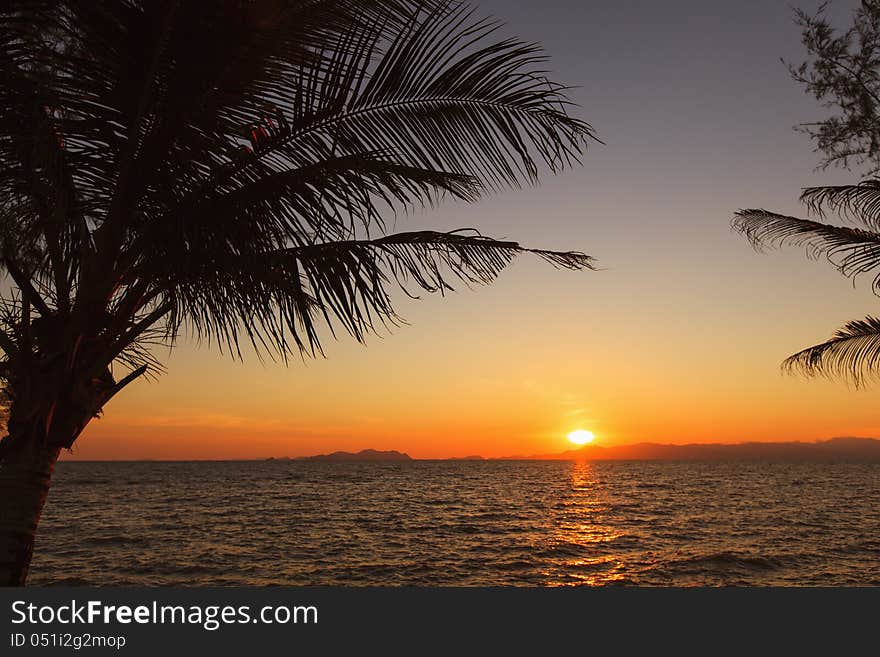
[735,180,880,386]
[0,0,599,584]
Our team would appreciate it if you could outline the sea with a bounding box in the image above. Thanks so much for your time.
[28,460,880,586]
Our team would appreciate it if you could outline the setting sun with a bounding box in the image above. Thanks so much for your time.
[568,430,596,445]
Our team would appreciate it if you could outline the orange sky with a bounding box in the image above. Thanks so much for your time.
[65,0,880,461]
[67,230,880,460]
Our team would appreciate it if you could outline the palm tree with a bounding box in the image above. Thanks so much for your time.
[0,0,598,584]
[733,179,880,386]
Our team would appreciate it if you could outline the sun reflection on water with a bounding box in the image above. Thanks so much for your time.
[542,461,629,586]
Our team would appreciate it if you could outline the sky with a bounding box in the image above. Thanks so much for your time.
[68,0,880,460]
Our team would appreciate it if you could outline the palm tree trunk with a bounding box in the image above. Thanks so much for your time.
[0,438,61,586]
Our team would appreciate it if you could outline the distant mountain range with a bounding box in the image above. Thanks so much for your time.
[280,437,880,462]
[290,449,413,462]
[497,437,880,462]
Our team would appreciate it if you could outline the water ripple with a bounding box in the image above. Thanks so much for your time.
[27,460,880,586]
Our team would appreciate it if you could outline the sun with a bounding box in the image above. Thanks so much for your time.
[568,430,596,446]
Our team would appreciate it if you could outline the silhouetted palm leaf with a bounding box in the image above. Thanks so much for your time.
[800,179,880,229]
[167,230,594,357]
[733,209,880,291]
[734,185,880,385]
[783,316,880,387]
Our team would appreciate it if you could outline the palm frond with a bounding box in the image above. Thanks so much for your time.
[800,179,880,229]
[263,1,599,191]
[170,1,598,223]
[783,316,880,387]
[170,230,594,358]
[732,209,880,292]
[130,152,482,264]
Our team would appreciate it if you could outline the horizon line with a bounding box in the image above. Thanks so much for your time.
[58,436,880,463]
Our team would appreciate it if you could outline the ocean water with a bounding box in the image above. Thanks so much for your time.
[28,460,880,586]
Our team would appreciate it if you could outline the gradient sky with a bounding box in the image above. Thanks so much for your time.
[69,0,880,460]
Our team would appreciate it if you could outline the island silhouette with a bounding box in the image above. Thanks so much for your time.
[278,437,880,462]
[286,449,413,462]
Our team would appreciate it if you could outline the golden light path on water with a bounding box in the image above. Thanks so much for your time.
[543,462,628,586]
